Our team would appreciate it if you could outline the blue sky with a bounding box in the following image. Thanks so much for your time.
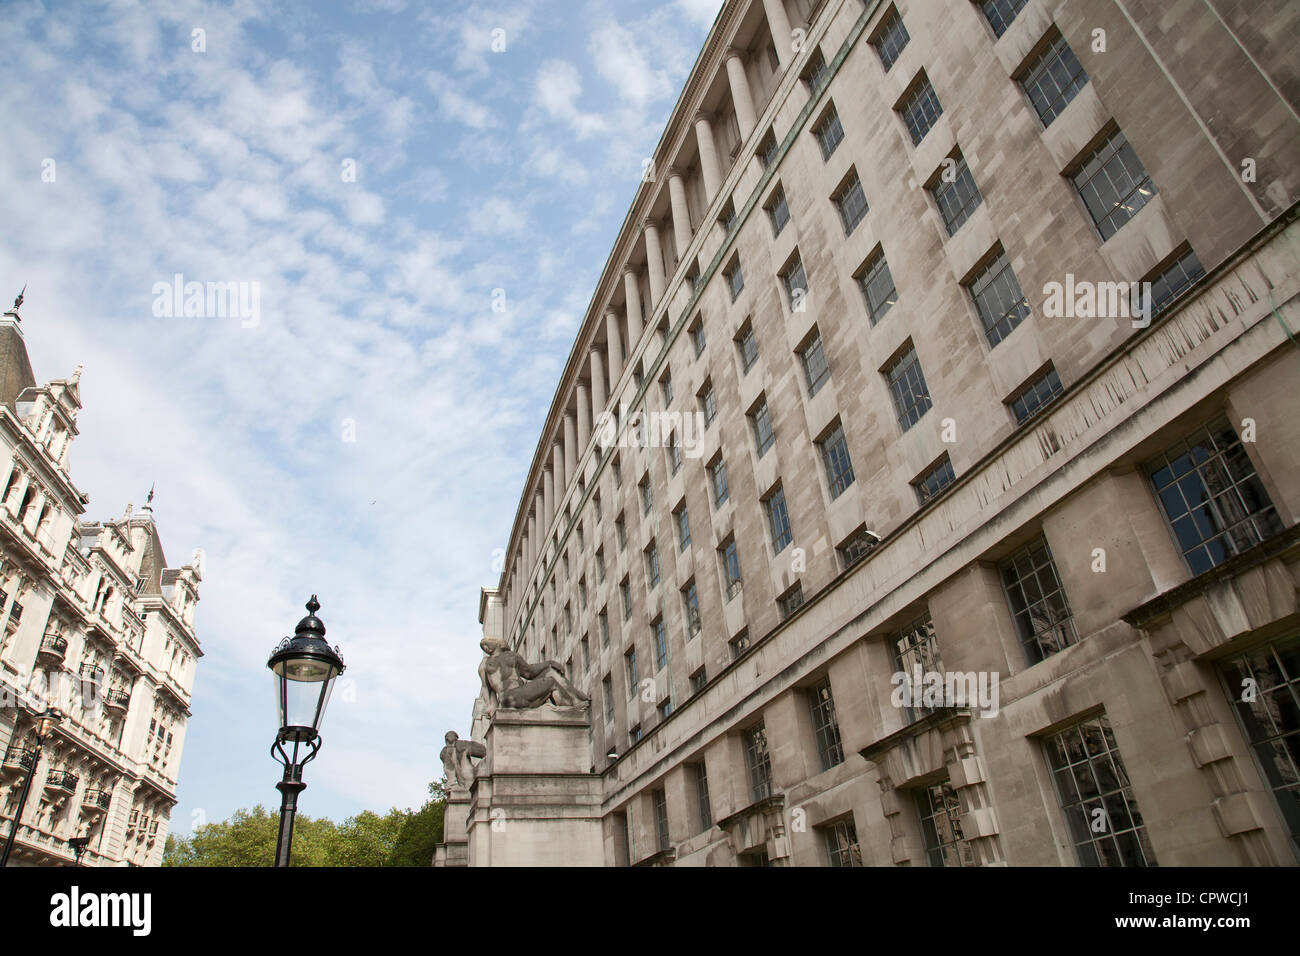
[0,0,721,833]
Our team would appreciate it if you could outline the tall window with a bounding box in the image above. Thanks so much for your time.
[891,613,943,721]
[709,457,729,507]
[603,675,614,721]
[736,322,759,374]
[730,628,751,659]
[660,370,673,405]
[599,609,609,647]
[652,616,668,671]
[616,513,626,550]
[691,762,712,830]
[682,580,701,637]
[743,722,773,801]
[699,381,717,427]
[639,475,653,515]
[813,106,844,160]
[931,155,983,235]
[780,255,808,312]
[799,331,831,396]
[808,677,845,770]
[689,668,707,696]
[644,541,660,589]
[871,7,910,72]
[838,528,877,569]
[620,576,633,621]
[720,538,743,599]
[674,503,691,551]
[918,780,976,866]
[690,318,707,356]
[858,250,898,324]
[750,398,775,457]
[900,73,943,146]
[1147,248,1206,316]
[718,199,737,232]
[802,47,829,93]
[652,788,670,852]
[1000,535,1078,664]
[668,433,682,475]
[757,129,779,169]
[725,258,745,301]
[884,345,933,431]
[823,818,862,867]
[1071,128,1156,240]
[834,171,869,235]
[1045,713,1156,866]
[625,649,639,698]
[914,455,956,504]
[1021,32,1088,126]
[766,185,790,236]
[765,487,793,553]
[1146,417,1281,574]
[580,635,590,672]
[778,583,804,619]
[969,250,1030,346]
[979,0,1028,37]
[819,422,855,499]
[1008,365,1064,423]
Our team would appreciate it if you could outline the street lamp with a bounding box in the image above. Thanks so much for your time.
[267,595,344,867]
[68,836,90,864]
[1,706,63,867]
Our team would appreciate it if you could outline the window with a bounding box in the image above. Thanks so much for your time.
[613,456,622,486]
[969,250,1030,346]
[699,381,717,426]
[630,724,643,745]
[621,576,633,621]
[1146,417,1281,575]
[750,397,775,457]
[807,677,843,770]
[603,675,614,722]
[819,422,855,499]
[872,7,910,71]
[593,493,602,523]
[813,106,844,160]
[743,722,773,801]
[596,548,606,583]
[651,616,668,671]
[918,780,976,866]
[823,818,862,867]
[1045,713,1156,866]
[599,609,609,646]
[718,199,737,232]
[625,649,639,698]
[1071,128,1156,240]
[580,635,590,672]
[668,434,682,475]
[1000,534,1079,664]
[780,255,807,312]
[899,73,943,146]
[980,0,1028,37]
[616,513,626,550]
[757,129,779,169]
[674,503,691,551]
[690,317,707,356]
[884,345,933,431]
[709,457,729,507]
[838,528,878,569]
[660,370,673,405]
[914,455,956,503]
[686,262,701,295]
[1221,634,1300,851]
[720,538,743,600]
[639,474,653,516]
[644,541,661,589]
[682,580,701,637]
[833,171,868,235]
[931,155,983,235]
[730,627,751,659]
[724,258,745,301]
[633,367,643,391]
[652,788,670,852]
[1148,248,1206,316]
[765,185,790,236]
[857,250,898,324]
[766,487,793,553]
[736,322,759,373]
[891,613,943,721]
[1021,32,1088,126]
[802,47,829,93]
[691,762,713,830]
[799,331,830,396]
[578,578,588,611]
[1008,365,1065,423]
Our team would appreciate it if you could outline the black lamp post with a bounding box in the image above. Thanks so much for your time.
[1,706,63,867]
[68,836,90,864]
[267,596,344,867]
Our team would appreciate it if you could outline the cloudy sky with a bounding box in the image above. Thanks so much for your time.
[0,0,721,832]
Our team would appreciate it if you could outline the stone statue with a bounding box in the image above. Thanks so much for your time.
[439,731,486,789]
[478,636,590,710]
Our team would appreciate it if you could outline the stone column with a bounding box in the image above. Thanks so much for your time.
[668,170,693,261]
[542,469,554,533]
[762,0,794,66]
[589,347,607,413]
[552,440,566,505]
[605,311,624,386]
[576,382,592,451]
[693,113,722,202]
[530,498,542,564]
[725,50,757,142]
[642,220,667,309]
[623,270,644,349]
[564,412,578,482]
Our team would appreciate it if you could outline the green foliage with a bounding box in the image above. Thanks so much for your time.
[162,782,449,867]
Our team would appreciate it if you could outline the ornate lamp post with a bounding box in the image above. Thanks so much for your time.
[1,706,63,867]
[267,596,345,867]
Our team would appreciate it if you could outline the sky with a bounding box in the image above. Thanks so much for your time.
[0,0,723,834]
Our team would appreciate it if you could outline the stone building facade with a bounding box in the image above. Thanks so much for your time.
[0,302,202,866]
[475,0,1300,865]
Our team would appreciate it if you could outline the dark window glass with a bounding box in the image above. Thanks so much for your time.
[1072,129,1156,240]
[1021,33,1088,126]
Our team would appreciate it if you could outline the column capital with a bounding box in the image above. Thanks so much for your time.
[589,344,605,356]
[667,165,688,181]
[692,110,714,126]
[724,46,748,62]
[621,265,639,278]
[641,217,660,233]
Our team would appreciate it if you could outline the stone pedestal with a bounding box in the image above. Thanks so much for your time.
[431,789,471,867]
[466,706,604,867]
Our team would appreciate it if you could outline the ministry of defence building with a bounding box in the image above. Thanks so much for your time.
[0,301,202,866]
[475,0,1300,866]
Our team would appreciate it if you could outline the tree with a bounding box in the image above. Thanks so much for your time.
[386,781,447,867]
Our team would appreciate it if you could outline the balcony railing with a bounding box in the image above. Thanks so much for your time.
[45,769,78,793]
[37,634,68,662]
[2,746,37,773]
[78,664,105,684]
[104,688,131,712]
[82,788,112,811]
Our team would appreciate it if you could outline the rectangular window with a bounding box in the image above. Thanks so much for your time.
[900,73,943,146]
[1072,128,1156,240]
[743,722,773,802]
[690,318,707,356]
[725,259,745,301]
[689,668,707,696]
[709,457,730,507]
[668,434,682,475]
[799,332,830,396]
[838,528,878,569]
[1045,713,1156,866]
[819,422,856,499]
[682,580,701,637]
[644,541,660,589]
[603,675,614,722]
[718,199,736,232]
[885,345,933,431]
[750,398,775,457]
[621,576,633,621]
[813,107,844,161]
[872,7,910,71]
[660,370,673,405]
[766,487,793,553]
[891,613,943,721]
[781,255,808,312]
[736,323,759,373]
[802,47,829,93]
[765,185,790,236]
[1148,248,1206,316]
[857,250,898,324]
[579,578,588,611]
[730,627,751,659]
[674,503,691,552]
[969,250,1030,346]
[699,382,717,427]
[834,171,869,235]
[616,513,626,550]
[1146,417,1282,575]
[914,455,956,504]
[691,762,713,830]
[625,649,639,698]
[652,788,669,852]
[823,818,862,867]
[639,475,653,516]
[596,548,606,583]
[931,155,983,235]
[1009,365,1065,424]
[721,538,743,599]
[1021,32,1088,126]
[599,609,609,647]
[980,0,1028,37]
[757,129,779,169]
[1000,534,1079,664]
[918,780,976,866]
[808,677,844,770]
[580,635,590,672]
[613,457,622,486]
[652,616,668,671]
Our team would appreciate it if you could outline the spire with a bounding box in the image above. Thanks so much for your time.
[3,285,25,323]
[143,483,155,513]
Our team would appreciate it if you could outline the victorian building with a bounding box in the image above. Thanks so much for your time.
[474,0,1300,866]
[0,297,202,866]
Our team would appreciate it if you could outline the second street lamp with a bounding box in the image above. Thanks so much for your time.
[1,706,63,867]
[267,595,344,867]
